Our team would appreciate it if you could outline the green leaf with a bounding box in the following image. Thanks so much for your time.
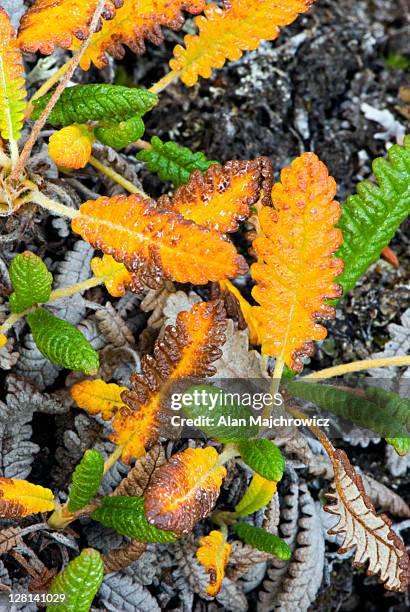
[386,437,410,456]
[137,136,219,186]
[233,523,291,560]
[31,85,158,127]
[237,439,285,481]
[46,548,103,612]
[26,308,99,374]
[287,381,410,441]
[235,473,277,517]
[67,450,105,513]
[181,384,259,441]
[95,115,145,149]
[336,135,410,296]
[91,496,177,543]
[9,251,53,313]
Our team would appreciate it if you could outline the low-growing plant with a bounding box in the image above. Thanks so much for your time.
[0,1,409,609]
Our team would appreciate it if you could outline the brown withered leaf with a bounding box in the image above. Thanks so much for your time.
[326,448,410,592]
[103,540,147,574]
[0,526,23,554]
[111,300,227,462]
[145,447,226,535]
[112,445,166,497]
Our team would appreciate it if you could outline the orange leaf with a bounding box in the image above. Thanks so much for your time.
[145,447,226,534]
[69,0,206,70]
[0,478,55,518]
[90,254,135,297]
[18,0,123,54]
[111,300,227,463]
[161,158,271,233]
[71,379,128,421]
[48,125,95,170]
[71,194,248,290]
[250,152,343,372]
[197,530,231,596]
[170,0,314,86]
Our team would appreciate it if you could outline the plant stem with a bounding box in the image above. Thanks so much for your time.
[217,443,240,466]
[286,404,335,457]
[11,0,109,182]
[149,71,179,94]
[304,355,410,380]
[88,155,148,197]
[29,190,80,219]
[134,139,151,150]
[262,356,285,420]
[29,60,72,104]
[0,276,105,336]
[103,445,124,474]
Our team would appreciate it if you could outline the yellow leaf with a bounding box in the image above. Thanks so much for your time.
[69,0,206,70]
[71,379,128,421]
[0,8,27,143]
[250,152,343,372]
[0,478,55,518]
[197,529,231,596]
[170,0,314,86]
[48,124,95,170]
[235,473,277,517]
[0,335,7,349]
[18,0,123,54]
[145,447,227,534]
[90,254,135,297]
[219,280,261,345]
[111,300,227,463]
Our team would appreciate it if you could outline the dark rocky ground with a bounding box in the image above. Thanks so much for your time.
[0,0,409,610]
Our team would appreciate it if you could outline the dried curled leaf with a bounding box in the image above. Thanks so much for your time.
[91,496,177,542]
[326,448,410,591]
[197,530,231,597]
[170,0,314,86]
[103,540,147,574]
[18,0,123,54]
[111,300,226,462]
[137,136,218,187]
[48,125,95,170]
[235,473,277,517]
[112,444,166,497]
[251,152,343,372]
[72,194,248,291]
[160,158,269,233]
[69,0,207,70]
[71,379,128,421]
[67,450,105,512]
[144,447,226,535]
[90,254,135,297]
[9,251,53,314]
[0,478,55,518]
[0,7,26,142]
[31,84,158,127]
[46,548,104,612]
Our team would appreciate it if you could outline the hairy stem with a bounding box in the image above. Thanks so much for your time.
[149,71,179,94]
[0,276,105,336]
[89,155,148,197]
[11,0,109,181]
[304,355,410,379]
[30,190,80,219]
[26,59,73,117]
[103,445,124,474]
[263,356,285,420]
